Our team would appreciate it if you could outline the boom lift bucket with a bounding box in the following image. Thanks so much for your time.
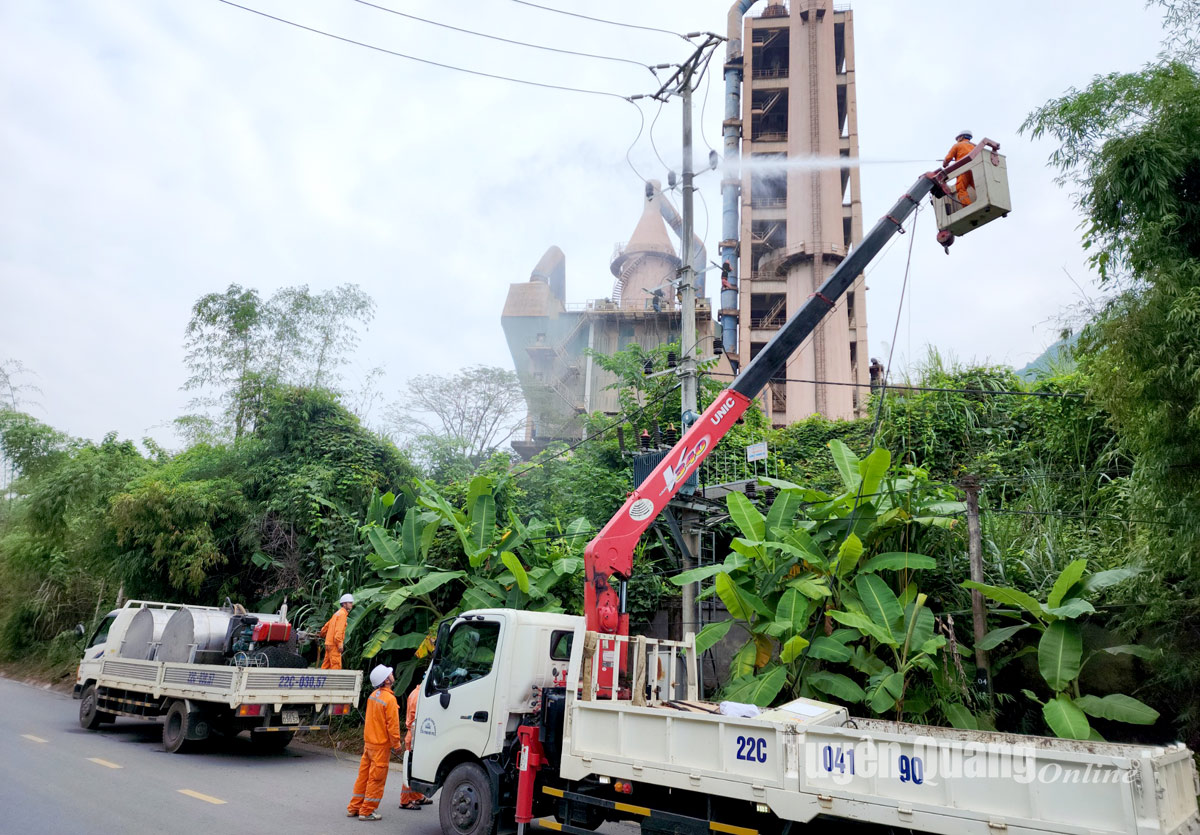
[933,138,1010,244]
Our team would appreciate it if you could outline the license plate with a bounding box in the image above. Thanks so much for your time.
[282,709,299,725]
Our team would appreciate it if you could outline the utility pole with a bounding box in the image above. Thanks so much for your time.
[678,53,700,644]
[638,35,722,644]
[960,475,992,700]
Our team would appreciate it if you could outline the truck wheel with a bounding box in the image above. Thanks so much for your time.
[79,684,113,731]
[251,731,295,751]
[440,762,496,835]
[162,701,192,754]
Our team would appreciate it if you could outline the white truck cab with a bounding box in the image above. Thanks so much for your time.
[410,609,579,790]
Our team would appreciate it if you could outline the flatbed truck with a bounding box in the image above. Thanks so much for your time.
[74,599,361,753]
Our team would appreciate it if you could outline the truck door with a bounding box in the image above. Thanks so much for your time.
[411,616,502,783]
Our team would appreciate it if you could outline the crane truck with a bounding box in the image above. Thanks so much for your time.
[74,598,361,753]
[406,144,1200,835]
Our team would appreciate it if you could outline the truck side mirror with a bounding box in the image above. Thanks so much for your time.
[439,691,451,709]
[74,623,85,638]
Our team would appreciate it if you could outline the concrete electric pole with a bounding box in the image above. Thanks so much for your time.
[641,35,723,642]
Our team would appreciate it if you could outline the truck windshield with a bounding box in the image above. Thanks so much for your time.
[88,614,117,649]
[428,621,499,691]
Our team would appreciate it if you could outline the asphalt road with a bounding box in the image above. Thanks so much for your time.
[0,675,451,835]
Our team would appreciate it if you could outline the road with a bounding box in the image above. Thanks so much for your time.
[0,675,450,835]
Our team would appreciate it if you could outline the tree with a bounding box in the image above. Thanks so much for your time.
[182,283,375,439]
[394,366,525,474]
[0,360,43,497]
[1021,9,1200,745]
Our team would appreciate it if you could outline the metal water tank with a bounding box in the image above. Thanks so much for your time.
[118,607,173,660]
[158,608,236,663]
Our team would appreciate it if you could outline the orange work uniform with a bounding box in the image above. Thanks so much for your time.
[347,684,402,817]
[943,139,976,207]
[320,607,348,670]
[400,686,427,807]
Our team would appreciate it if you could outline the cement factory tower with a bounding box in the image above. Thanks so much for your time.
[734,0,866,424]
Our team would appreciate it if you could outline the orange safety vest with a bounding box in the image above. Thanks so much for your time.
[320,607,348,649]
[364,684,402,749]
[944,139,975,166]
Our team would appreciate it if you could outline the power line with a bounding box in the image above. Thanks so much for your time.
[980,463,1200,485]
[697,45,717,155]
[984,507,1178,527]
[215,0,635,101]
[704,370,1083,398]
[649,97,672,173]
[507,0,691,42]
[511,384,683,477]
[624,101,649,183]
[345,0,656,73]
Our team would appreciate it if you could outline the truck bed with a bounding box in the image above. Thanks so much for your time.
[563,633,1200,835]
[96,657,361,707]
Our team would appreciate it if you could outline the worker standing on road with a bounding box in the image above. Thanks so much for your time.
[399,677,431,810]
[943,130,976,208]
[347,664,403,821]
[319,593,354,670]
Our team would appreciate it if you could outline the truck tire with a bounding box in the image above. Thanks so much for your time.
[440,762,496,835]
[163,700,193,754]
[79,684,113,731]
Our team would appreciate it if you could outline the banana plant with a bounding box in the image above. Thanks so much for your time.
[672,441,958,709]
[825,579,946,715]
[351,475,590,685]
[964,559,1157,740]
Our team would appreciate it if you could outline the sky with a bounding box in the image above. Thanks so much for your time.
[0,0,1171,449]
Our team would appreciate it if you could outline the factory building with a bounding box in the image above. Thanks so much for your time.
[501,184,720,458]
[728,0,867,423]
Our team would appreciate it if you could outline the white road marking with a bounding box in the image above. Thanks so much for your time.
[21,734,47,743]
[178,789,227,805]
[88,757,122,769]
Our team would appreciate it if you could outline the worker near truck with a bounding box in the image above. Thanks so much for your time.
[399,678,431,809]
[943,130,976,208]
[319,592,354,670]
[347,664,403,821]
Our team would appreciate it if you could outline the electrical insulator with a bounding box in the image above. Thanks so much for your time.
[713,337,724,355]
[645,181,655,200]
[643,359,654,376]
[709,150,719,171]
[668,170,677,189]
[667,351,677,368]
[746,480,757,499]
[664,424,677,444]
[640,429,651,450]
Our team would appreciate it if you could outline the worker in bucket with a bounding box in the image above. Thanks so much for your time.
[347,664,403,821]
[942,130,976,209]
[319,592,354,670]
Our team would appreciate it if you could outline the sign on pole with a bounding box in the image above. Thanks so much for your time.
[745,442,768,463]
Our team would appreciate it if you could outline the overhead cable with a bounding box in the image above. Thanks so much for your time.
[507,0,691,42]
[511,384,683,478]
[705,370,1083,399]
[346,0,657,73]
[216,0,635,101]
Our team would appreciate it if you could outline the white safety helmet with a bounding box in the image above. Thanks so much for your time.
[339,593,355,605]
[370,664,393,688]
[957,129,973,140]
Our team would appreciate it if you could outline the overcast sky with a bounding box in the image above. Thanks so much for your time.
[0,1,1170,449]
